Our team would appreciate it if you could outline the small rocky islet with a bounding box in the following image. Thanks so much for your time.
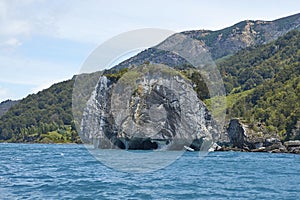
[217,118,300,154]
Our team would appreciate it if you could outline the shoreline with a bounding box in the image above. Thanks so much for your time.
[214,146,300,154]
[1,141,299,155]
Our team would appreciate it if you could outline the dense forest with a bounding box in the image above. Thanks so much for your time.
[0,100,19,117]
[219,30,300,140]
[218,30,300,94]
[0,30,299,143]
[0,80,79,143]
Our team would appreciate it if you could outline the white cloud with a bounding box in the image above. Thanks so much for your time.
[0,0,299,101]
[1,0,299,46]
[0,37,22,49]
[0,1,32,36]
[0,0,60,50]
[1,19,31,36]
[4,38,21,46]
[0,54,77,85]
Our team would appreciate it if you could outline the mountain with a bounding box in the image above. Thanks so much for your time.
[0,100,19,117]
[113,13,300,70]
[0,13,299,145]
[183,12,300,59]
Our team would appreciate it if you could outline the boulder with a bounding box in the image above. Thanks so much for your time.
[284,140,300,154]
[226,119,250,149]
[81,65,218,150]
[265,143,287,153]
[225,119,289,153]
[284,140,300,147]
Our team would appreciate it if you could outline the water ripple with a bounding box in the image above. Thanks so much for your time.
[0,143,299,199]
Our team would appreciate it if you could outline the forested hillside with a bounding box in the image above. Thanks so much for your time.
[0,29,299,143]
[0,80,79,143]
[230,75,300,140]
[220,30,300,140]
[0,100,19,117]
[218,30,300,94]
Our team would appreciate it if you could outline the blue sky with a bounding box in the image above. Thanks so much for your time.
[0,0,299,102]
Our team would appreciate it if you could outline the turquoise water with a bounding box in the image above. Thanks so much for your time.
[0,143,299,199]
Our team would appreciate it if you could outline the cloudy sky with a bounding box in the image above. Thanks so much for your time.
[0,0,299,102]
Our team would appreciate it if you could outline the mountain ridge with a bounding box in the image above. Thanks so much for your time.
[113,13,300,71]
[0,13,299,146]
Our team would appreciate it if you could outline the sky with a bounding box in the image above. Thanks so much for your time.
[0,0,299,102]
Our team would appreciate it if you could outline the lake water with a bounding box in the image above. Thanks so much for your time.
[0,143,299,199]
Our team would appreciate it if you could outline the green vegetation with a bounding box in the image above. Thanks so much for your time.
[218,30,300,94]
[104,68,129,81]
[0,79,80,143]
[180,68,209,100]
[0,29,299,143]
[219,30,300,140]
[205,89,254,120]
[229,72,300,140]
[0,99,19,117]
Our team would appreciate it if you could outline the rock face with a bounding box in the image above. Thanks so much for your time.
[222,118,292,153]
[182,13,300,59]
[114,13,300,71]
[81,64,218,150]
[227,119,249,149]
[284,140,300,154]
